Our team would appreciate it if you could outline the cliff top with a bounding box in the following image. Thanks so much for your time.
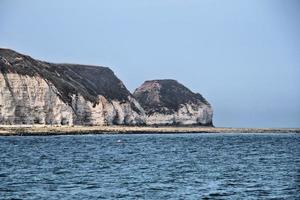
[133,79,210,114]
[0,48,131,105]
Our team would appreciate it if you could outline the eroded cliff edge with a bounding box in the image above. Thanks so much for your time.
[0,48,213,126]
[133,80,213,126]
[0,48,145,125]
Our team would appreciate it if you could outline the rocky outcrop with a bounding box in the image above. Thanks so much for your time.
[0,48,214,126]
[0,48,145,125]
[133,80,213,126]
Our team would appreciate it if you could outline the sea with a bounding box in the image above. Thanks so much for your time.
[0,133,299,199]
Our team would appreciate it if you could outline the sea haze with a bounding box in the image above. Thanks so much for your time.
[0,133,299,199]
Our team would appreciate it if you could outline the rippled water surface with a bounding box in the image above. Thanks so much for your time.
[0,133,299,199]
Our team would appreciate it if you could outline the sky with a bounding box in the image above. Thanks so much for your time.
[0,0,299,128]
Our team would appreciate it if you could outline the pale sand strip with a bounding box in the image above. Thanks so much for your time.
[0,125,299,136]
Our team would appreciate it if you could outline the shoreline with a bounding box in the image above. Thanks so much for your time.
[0,125,299,136]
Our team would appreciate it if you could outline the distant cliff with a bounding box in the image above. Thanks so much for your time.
[0,48,213,126]
[0,48,144,125]
[133,80,213,126]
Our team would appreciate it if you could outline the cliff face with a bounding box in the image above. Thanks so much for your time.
[0,48,214,126]
[0,48,145,125]
[133,80,213,126]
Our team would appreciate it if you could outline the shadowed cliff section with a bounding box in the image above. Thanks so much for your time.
[0,48,131,107]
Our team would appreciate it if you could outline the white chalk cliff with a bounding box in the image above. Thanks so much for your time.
[0,48,144,125]
[0,48,213,126]
[133,80,213,126]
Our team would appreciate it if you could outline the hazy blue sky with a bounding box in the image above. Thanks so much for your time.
[1,0,299,127]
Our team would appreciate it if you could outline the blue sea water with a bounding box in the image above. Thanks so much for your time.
[0,133,299,200]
